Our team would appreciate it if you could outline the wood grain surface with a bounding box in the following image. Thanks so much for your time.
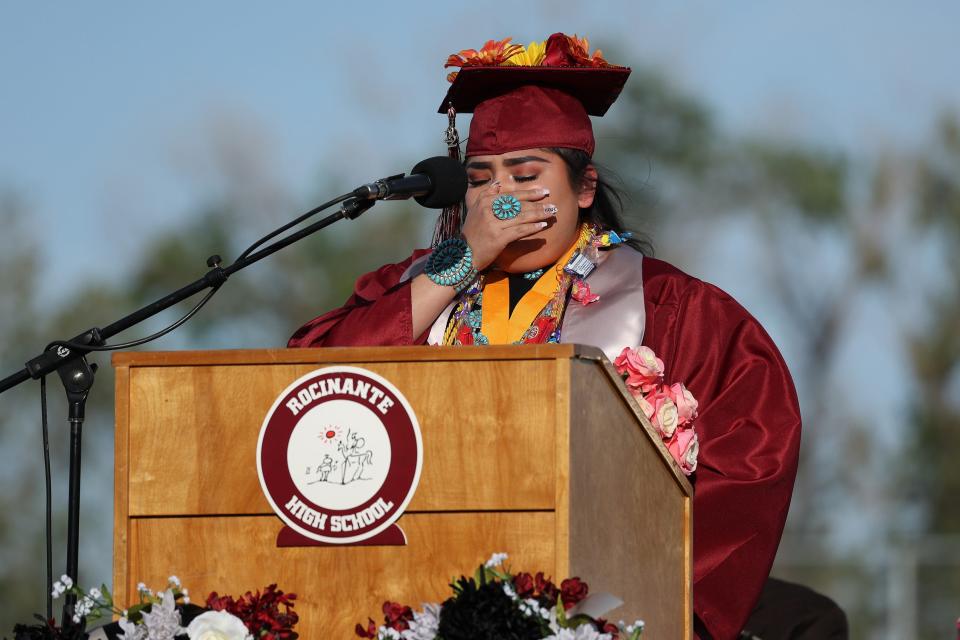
[123,359,557,516]
[112,344,604,367]
[113,347,691,638]
[128,512,555,640]
[569,359,692,640]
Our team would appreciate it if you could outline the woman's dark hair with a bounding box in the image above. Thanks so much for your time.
[547,147,652,255]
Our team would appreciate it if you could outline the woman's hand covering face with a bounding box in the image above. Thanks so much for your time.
[462,149,591,273]
[460,181,556,271]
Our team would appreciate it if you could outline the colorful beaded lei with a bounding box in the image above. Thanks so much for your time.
[442,224,629,346]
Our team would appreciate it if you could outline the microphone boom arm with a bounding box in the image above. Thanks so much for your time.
[0,194,365,394]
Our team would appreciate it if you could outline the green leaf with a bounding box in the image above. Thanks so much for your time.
[555,604,568,627]
[564,613,598,628]
[125,602,149,623]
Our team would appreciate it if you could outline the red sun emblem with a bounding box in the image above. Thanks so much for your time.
[318,424,342,444]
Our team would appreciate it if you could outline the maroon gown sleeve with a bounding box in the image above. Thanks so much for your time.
[288,249,432,348]
[641,258,801,640]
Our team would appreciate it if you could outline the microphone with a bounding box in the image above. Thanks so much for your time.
[352,156,467,209]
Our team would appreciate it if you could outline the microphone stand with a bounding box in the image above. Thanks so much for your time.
[0,194,376,623]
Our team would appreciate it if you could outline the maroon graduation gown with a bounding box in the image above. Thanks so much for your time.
[288,250,801,640]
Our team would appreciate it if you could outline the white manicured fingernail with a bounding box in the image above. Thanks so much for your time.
[538,221,548,228]
[544,204,558,215]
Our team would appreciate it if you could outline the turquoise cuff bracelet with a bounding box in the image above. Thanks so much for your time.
[425,237,478,292]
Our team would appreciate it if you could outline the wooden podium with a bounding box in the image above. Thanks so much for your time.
[113,345,692,638]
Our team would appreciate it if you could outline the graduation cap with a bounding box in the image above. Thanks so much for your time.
[438,33,631,157]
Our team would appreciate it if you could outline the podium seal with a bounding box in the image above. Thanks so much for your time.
[257,366,422,546]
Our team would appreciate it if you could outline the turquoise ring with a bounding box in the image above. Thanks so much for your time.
[491,194,522,220]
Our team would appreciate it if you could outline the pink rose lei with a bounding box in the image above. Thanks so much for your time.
[614,346,700,475]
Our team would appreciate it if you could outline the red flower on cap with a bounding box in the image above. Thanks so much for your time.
[445,34,611,74]
[542,33,610,68]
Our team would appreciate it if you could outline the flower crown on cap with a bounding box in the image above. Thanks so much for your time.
[438,33,630,117]
[444,33,616,83]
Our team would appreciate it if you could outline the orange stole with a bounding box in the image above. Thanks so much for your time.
[480,241,580,344]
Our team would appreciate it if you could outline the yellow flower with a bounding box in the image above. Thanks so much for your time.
[503,40,547,67]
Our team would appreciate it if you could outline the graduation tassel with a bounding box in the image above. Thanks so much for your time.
[432,103,463,247]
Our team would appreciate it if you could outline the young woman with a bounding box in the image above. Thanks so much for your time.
[289,34,802,640]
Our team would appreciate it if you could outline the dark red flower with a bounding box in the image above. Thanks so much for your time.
[534,572,559,606]
[206,584,299,639]
[382,601,414,631]
[595,617,620,634]
[355,618,378,638]
[560,577,589,610]
[512,572,535,599]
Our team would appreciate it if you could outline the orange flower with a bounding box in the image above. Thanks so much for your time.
[569,34,591,54]
[564,34,610,67]
[444,37,524,70]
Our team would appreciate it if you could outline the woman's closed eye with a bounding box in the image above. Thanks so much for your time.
[466,174,538,188]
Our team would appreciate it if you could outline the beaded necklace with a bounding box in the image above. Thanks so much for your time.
[522,268,545,280]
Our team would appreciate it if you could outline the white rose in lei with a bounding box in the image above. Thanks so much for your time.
[683,432,700,473]
[186,611,252,640]
[637,346,662,375]
[654,397,679,439]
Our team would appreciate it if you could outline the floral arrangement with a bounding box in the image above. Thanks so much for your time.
[9,576,297,640]
[614,346,700,475]
[354,553,644,640]
[444,33,619,82]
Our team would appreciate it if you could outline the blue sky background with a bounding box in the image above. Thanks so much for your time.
[3,1,959,297]
[1,1,959,632]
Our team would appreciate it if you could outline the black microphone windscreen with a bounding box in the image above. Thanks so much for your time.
[411,156,467,209]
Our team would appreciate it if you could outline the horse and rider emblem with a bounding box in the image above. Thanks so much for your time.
[257,366,422,545]
[307,429,375,486]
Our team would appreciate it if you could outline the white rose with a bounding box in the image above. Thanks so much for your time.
[186,611,252,640]
[637,346,663,374]
[654,397,679,439]
[683,433,700,472]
